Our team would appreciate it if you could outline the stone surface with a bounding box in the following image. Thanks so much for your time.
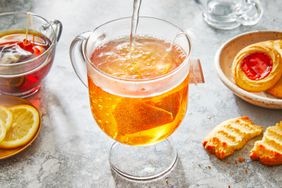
[0,0,282,187]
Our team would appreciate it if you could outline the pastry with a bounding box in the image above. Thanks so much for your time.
[232,40,282,92]
[267,76,282,98]
[250,121,282,166]
[203,116,263,159]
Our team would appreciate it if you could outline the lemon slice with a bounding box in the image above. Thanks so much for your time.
[0,106,13,130]
[0,105,40,149]
[0,119,6,143]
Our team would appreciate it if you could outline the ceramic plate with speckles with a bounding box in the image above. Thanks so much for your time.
[215,31,282,109]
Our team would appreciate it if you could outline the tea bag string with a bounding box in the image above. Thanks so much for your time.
[25,13,34,44]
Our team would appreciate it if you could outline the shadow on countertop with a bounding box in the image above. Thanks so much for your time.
[234,96,282,126]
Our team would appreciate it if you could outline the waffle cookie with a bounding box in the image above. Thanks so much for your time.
[203,116,263,159]
[250,121,282,166]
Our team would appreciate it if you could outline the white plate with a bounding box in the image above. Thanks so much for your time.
[215,31,282,109]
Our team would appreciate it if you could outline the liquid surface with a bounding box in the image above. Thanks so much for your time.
[90,36,186,80]
[241,52,273,80]
[89,36,189,146]
[0,31,50,65]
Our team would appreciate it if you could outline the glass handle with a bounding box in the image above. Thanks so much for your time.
[171,32,201,84]
[236,0,263,26]
[50,20,63,42]
[69,32,92,87]
[189,59,205,84]
[171,32,192,58]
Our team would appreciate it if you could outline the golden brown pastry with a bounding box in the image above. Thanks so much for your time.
[232,40,282,92]
[250,121,282,166]
[203,116,263,159]
[267,76,282,98]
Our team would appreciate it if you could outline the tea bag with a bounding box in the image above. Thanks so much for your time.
[0,44,32,64]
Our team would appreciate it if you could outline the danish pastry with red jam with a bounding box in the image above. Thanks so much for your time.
[232,40,282,92]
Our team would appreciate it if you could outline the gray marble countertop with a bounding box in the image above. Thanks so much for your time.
[1,0,282,187]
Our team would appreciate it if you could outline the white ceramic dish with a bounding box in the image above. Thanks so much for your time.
[215,31,282,109]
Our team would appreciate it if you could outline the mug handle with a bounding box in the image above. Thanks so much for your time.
[236,0,263,26]
[170,32,205,84]
[69,32,92,87]
[50,20,63,42]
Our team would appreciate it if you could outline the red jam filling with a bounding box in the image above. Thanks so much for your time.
[240,52,273,80]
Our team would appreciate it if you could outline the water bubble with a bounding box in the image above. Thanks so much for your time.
[98,104,103,110]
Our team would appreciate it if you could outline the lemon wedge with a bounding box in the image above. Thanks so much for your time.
[0,106,13,130]
[0,119,6,143]
[0,105,40,149]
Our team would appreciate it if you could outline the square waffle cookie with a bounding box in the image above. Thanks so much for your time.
[250,121,282,165]
[203,116,263,159]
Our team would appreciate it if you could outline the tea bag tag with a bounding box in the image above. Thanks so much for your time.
[189,59,205,84]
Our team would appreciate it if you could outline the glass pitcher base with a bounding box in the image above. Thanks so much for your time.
[109,139,178,181]
[203,13,240,30]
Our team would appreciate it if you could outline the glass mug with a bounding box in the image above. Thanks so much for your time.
[195,0,263,30]
[0,12,62,98]
[70,17,192,180]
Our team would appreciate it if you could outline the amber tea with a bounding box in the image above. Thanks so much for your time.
[88,36,189,146]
